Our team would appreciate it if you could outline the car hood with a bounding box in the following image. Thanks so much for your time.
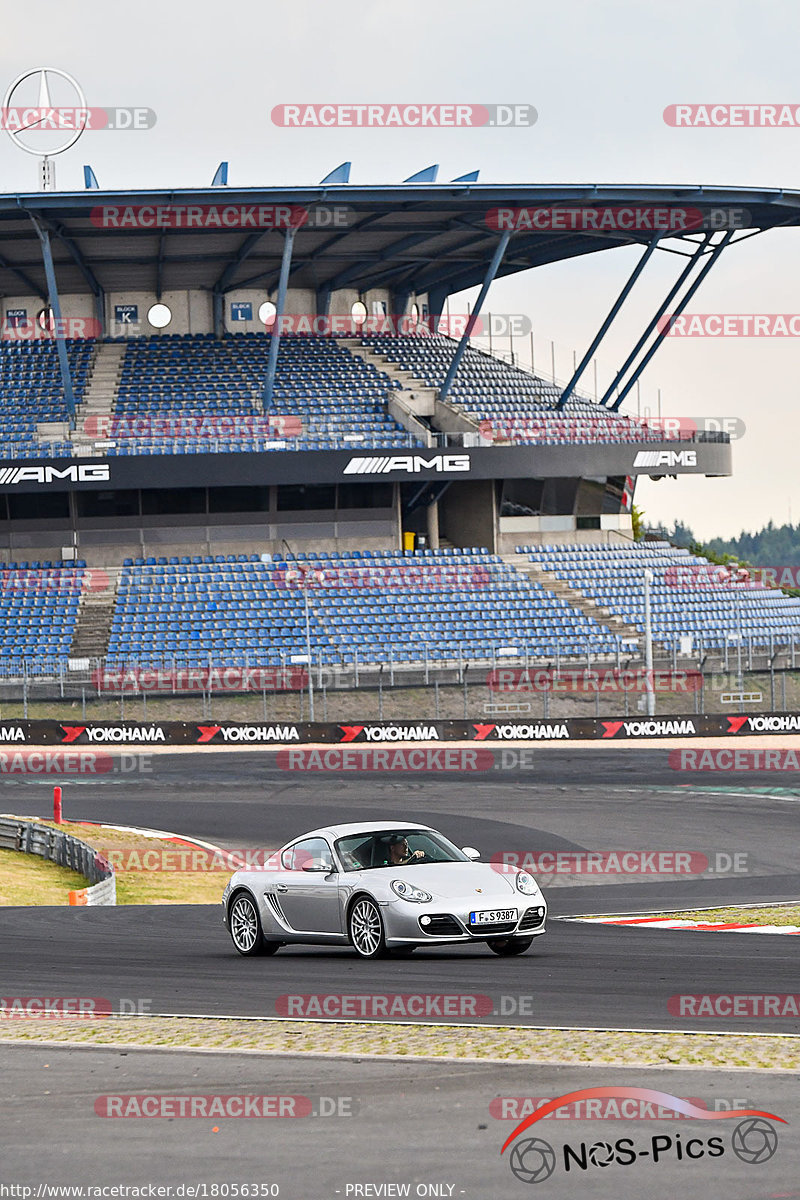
[378,860,521,900]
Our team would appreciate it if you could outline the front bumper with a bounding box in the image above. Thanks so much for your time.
[384,899,547,945]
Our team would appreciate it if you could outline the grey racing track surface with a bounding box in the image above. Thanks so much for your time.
[2,1044,798,1197]
[2,750,799,1034]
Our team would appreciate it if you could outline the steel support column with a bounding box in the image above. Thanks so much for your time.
[426,286,449,334]
[262,225,297,414]
[29,217,76,421]
[556,233,660,410]
[212,289,224,338]
[316,283,332,317]
[438,230,512,405]
[609,231,733,412]
[598,235,711,408]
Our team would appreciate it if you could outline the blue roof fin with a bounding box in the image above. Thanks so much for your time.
[319,162,351,184]
[404,165,439,183]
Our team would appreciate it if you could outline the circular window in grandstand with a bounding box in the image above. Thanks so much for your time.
[350,300,367,325]
[147,302,172,329]
[37,306,56,333]
[259,300,277,327]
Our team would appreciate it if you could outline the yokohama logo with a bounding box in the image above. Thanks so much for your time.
[472,722,569,740]
[728,714,800,733]
[0,464,110,485]
[343,455,470,475]
[632,450,697,468]
[602,719,697,738]
[60,725,166,743]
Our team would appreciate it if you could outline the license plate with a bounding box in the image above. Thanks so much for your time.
[469,908,516,925]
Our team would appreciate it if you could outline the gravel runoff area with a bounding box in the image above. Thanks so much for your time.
[0,1017,797,1070]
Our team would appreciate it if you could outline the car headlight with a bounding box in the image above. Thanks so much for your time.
[391,879,432,903]
[515,871,539,896]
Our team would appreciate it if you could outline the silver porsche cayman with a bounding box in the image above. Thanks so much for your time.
[222,821,547,959]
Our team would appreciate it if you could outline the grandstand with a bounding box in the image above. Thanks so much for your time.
[105,550,634,669]
[106,333,415,455]
[518,543,800,652]
[0,338,93,457]
[0,561,85,662]
[358,332,665,446]
[0,178,796,680]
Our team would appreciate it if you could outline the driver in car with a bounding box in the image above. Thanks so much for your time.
[386,835,425,866]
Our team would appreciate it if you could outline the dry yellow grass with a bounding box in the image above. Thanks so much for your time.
[0,846,88,905]
[5,817,229,905]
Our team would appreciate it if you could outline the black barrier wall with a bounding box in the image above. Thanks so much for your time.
[0,713,796,744]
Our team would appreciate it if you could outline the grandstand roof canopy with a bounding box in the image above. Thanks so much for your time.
[1,182,799,301]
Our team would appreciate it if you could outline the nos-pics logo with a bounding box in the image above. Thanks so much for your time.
[502,1088,784,1184]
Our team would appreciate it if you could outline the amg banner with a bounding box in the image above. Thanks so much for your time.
[0,440,732,493]
[0,713,796,744]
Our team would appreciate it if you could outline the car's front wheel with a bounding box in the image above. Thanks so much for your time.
[348,896,387,959]
[487,936,534,956]
[229,892,278,956]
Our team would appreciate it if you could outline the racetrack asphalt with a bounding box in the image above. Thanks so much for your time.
[2,750,799,1034]
[1,1044,797,1197]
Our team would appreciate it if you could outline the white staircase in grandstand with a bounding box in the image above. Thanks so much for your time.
[69,565,121,659]
[71,342,127,456]
[343,339,437,408]
[342,340,478,445]
[503,555,642,647]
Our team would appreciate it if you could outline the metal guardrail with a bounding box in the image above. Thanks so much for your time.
[0,815,115,905]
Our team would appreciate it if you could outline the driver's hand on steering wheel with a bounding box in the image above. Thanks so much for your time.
[407,849,425,860]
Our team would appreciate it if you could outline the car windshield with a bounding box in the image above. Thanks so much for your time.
[335,829,469,872]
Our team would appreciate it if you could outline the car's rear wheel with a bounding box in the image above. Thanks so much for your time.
[349,896,387,959]
[487,936,534,956]
[229,892,278,956]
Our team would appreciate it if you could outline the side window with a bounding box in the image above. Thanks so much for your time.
[282,838,332,871]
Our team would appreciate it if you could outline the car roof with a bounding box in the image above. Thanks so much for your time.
[289,821,436,843]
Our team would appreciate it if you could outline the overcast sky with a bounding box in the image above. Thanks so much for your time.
[2,0,799,540]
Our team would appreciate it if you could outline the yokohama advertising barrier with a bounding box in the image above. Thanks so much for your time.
[0,713,798,745]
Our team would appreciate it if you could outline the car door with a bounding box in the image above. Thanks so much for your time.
[273,837,343,935]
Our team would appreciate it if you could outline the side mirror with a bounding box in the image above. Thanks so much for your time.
[462,846,480,860]
[302,863,335,873]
